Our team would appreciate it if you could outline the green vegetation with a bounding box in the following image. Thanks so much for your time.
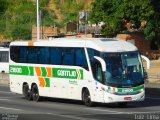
[1,0,159,47]
[55,0,84,23]
[53,0,87,31]
[0,0,89,40]
[89,0,160,47]
[0,0,57,40]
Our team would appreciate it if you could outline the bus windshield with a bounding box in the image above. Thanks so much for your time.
[103,51,144,87]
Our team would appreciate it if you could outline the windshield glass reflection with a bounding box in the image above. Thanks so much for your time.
[103,51,144,87]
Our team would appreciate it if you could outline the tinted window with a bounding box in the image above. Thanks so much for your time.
[39,47,49,64]
[10,46,88,70]
[20,47,27,63]
[87,48,100,61]
[10,46,20,62]
[28,47,38,63]
[50,47,62,65]
[63,48,75,65]
[0,51,9,62]
[75,48,87,67]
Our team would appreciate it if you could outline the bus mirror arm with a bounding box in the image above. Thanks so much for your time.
[94,56,106,71]
[141,55,150,69]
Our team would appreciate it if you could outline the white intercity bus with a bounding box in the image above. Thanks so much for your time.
[9,38,147,106]
[0,47,9,73]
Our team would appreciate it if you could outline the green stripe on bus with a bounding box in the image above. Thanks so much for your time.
[79,69,83,79]
[29,66,34,76]
[10,65,84,80]
[117,85,144,92]
[41,67,47,77]
[52,68,83,80]
[45,78,50,87]
[9,65,34,76]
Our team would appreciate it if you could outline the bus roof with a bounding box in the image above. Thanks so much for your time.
[10,38,138,52]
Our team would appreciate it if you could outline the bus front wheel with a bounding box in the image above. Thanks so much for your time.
[31,84,41,102]
[82,89,93,107]
[23,84,32,100]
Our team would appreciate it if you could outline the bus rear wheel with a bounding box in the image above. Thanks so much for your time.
[82,89,93,107]
[23,84,32,100]
[31,84,41,102]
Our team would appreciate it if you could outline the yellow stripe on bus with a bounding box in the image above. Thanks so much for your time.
[28,41,34,46]
[38,77,45,87]
[35,67,41,76]
[46,67,52,77]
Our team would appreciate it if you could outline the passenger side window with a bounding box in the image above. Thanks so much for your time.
[28,47,38,63]
[75,48,88,70]
[20,47,27,63]
[62,48,74,65]
[50,47,62,65]
[39,47,49,64]
[87,48,100,61]
[10,46,20,62]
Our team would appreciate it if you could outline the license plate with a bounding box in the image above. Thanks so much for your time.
[124,97,132,100]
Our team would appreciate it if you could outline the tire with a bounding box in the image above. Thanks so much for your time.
[82,89,93,107]
[117,102,128,107]
[23,84,32,100]
[31,84,41,102]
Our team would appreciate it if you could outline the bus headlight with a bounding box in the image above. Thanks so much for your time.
[140,88,144,92]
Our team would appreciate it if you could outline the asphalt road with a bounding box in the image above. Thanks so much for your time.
[0,85,160,120]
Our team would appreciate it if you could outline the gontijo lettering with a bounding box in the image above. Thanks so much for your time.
[52,68,83,80]
[57,70,76,77]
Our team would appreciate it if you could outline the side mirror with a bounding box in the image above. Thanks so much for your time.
[143,67,148,79]
[141,55,150,69]
[94,56,106,71]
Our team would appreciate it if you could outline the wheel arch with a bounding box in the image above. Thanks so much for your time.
[82,87,89,100]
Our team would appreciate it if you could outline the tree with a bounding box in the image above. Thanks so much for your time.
[57,0,84,23]
[0,0,57,40]
[90,0,160,48]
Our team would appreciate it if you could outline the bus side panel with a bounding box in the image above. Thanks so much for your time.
[10,75,25,94]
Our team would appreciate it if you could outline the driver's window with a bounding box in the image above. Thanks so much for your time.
[96,66,103,82]
[91,59,103,83]
[87,48,102,82]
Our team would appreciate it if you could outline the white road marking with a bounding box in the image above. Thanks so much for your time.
[0,91,12,94]
[85,108,124,114]
[85,108,160,114]
[0,99,10,101]
[0,97,13,98]
[0,107,23,111]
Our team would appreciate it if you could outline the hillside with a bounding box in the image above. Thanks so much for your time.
[0,0,93,40]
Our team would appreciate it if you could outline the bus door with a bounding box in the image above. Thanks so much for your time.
[91,59,104,102]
